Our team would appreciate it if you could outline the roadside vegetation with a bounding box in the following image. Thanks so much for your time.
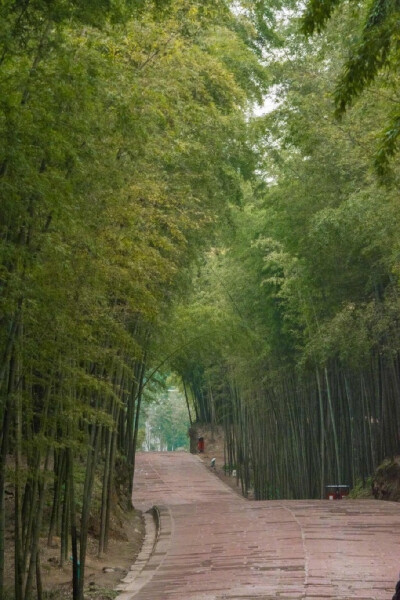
[0,1,268,598]
[166,1,400,500]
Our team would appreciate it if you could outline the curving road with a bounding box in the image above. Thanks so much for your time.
[121,452,400,599]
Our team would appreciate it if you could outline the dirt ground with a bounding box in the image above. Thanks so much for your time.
[4,496,145,600]
[194,424,252,499]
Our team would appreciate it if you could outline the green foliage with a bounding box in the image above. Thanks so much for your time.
[0,1,270,596]
[166,1,400,500]
[301,0,345,35]
[301,0,400,171]
[349,476,373,498]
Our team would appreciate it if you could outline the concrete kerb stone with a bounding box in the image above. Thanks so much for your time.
[114,505,172,600]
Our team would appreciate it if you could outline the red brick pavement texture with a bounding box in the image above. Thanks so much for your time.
[123,452,400,600]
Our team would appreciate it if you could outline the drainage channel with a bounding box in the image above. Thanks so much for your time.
[115,505,172,600]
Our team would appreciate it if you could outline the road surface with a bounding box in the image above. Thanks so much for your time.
[121,452,400,599]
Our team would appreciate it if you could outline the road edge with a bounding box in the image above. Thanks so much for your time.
[114,505,171,600]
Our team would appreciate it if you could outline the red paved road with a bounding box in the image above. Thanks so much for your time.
[128,452,400,599]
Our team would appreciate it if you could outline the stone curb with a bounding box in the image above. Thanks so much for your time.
[114,505,172,600]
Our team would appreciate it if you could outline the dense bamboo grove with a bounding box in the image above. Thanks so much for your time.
[0,2,270,598]
[223,357,400,500]
[168,2,400,500]
[177,259,400,501]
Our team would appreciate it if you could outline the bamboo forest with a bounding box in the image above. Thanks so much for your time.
[1,0,400,598]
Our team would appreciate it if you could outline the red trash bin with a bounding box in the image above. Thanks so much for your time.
[325,484,350,499]
[198,437,205,453]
